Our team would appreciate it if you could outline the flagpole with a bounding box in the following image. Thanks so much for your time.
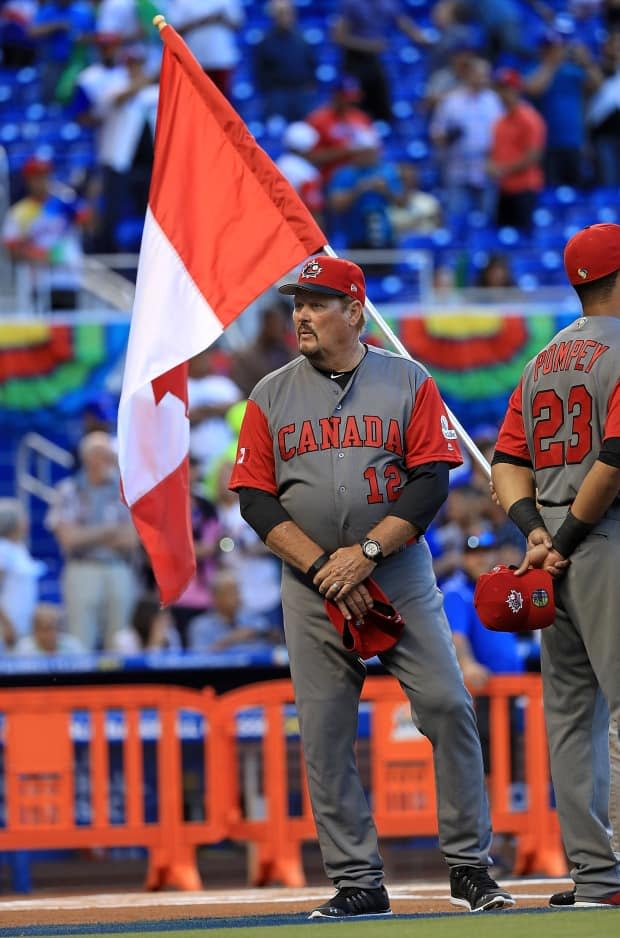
[322,244,491,477]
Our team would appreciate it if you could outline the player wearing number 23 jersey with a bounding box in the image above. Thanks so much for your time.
[493,223,620,908]
[230,256,514,917]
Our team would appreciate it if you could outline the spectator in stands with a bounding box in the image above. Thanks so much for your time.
[70,34,158,252]
[423,40,477,112]
[212,459,283,626]
[13,601,85,655]
[187,568,283,655]
[459,0,551,63]
[229,301,295,398]
[0,0,37,66]
[45,430,139,651]
[96,0,162,73]
[488,68,547,232]
[28,0,96,101]
[442,530,525,772]
[587,29,620,186]
[254,0,317,122]
[430,55,503,228]
[425,2,479,76]
[113,594,182,654]
[524,32,602,187]
[306,77,374,185]
[168,0,244,99]
[275,121,324,224]
[188,346,243,473]
[0,497,45,651]
[169,456,221,646]
[331,0,430,123]
[388,162,443,236]
[474,253,515,295]
[426,483,487,583]
[328,125,404,251]
[2,156,90,312]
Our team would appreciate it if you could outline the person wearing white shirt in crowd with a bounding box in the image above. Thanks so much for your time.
[0,498,46,651]
[187,347,243,473]
[70,34,158,251]
[212,460,283,625]
[168,0,244,99]
[430,55,503,224]
[276,121,324,222]
[13,602,84,656]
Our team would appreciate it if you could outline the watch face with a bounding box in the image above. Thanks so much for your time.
[364,541,380,558]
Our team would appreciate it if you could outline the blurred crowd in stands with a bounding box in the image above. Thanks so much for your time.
[1,0,620,306]
[3,0,619,679]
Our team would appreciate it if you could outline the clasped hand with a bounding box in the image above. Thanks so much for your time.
[515,527,569,578]
[313,546,377,620]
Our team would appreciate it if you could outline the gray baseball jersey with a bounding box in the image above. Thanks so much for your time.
[230,346,497,886]
[497,315,620,899]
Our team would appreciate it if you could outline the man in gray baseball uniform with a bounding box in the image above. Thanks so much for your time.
[229,255,514,917]
[492,223,620,908]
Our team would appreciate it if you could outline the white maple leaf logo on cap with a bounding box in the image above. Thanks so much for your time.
[506,589,523,614]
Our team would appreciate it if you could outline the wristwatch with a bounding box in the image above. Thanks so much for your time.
[360,537,384,564]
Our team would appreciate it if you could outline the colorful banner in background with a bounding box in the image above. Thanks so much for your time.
[0,321,129,431]
[0,308,576,434]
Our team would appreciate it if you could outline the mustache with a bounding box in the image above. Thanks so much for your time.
[297,326,316,337]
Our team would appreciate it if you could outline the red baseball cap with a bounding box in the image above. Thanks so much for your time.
[473,565,555,632]
[278,256,366,305]
[22,157,53,177]
[563,223,620,285]
[324,578,404,659]
[494,67,523,91]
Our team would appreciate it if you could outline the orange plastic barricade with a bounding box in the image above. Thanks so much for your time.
[216,675,566,886]
[0,685,226,890]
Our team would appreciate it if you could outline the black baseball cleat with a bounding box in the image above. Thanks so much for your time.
[308,884,393,919]
[449,865,516,912]
[550,886,620,908]
[549,888,575,907]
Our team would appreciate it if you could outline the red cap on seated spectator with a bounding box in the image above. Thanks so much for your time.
[94,32,123,46]
[563,223,620,285]
[278,256,366,305]
[22,157,53,177]
[494,68,522,91]
[474,565,555,632]
[333,76,362,102]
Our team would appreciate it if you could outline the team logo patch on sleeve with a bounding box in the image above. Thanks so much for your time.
[440,414,457,440]
[236,447,249,464]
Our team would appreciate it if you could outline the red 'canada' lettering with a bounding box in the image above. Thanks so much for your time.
[277,415,405,460]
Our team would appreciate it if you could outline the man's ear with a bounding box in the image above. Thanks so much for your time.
[345,299,364,329]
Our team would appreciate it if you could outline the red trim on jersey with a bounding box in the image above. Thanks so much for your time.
[496,380,532,462]
[228,399,278,495]
[604,378,620,439]
[404,377,463,469]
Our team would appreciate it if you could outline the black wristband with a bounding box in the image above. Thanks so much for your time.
[552,510,595,558]
[306,552,330,580]
[508,497,546,537]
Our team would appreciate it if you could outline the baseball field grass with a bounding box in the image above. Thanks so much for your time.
[11,909,618,938]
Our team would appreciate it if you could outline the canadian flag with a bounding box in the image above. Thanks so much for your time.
[118,23,325,604]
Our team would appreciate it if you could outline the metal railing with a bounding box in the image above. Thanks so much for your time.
[15,432,74,545]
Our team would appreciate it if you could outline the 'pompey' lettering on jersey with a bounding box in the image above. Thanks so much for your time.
[533,339,609,381]
[278,415,404,460]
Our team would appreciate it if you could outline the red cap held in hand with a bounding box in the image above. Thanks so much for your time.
[279,256,366,306]
[324,578,404,659]
[474,565,555,632]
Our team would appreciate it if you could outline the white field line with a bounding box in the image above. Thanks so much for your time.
[0,879,572,912]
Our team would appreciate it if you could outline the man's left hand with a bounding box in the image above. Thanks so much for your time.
[314,546,376,603]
